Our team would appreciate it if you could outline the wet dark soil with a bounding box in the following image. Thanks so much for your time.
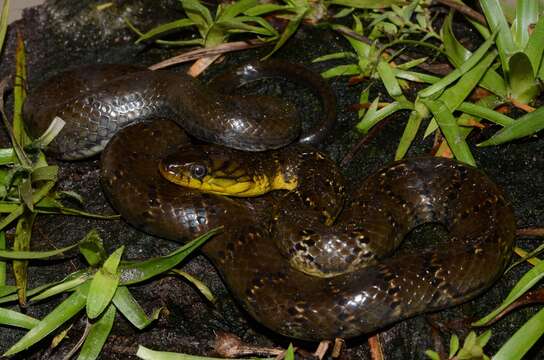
[0,1,542,359]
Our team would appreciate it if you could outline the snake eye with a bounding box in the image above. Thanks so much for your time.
[190,164,207,180]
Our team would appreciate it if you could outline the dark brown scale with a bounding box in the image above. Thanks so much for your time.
[100,120,515,341]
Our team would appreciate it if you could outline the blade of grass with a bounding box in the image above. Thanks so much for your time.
[86,246,123,319]
[77,304,116,360]
[0,306,39,329]
[524,16,544,76]
[356,101,408,133]
[170,269,215,303]
[13,212,35,306]
[0,241,79,259]
[493,308,544,360]
[473,257,544,326]
[419,30,497,98]
[395,101,429,160]
[112,286,161,330]
[478,105,544,146]
[0,0,8,55]
[136,345,276,360]
[423,99,475,166]
[263,7,307,59]
[119,228,220,285]
[479,0,517,71]
[13,31,30,146]
[3,282,89,356]
[0,231,4,286]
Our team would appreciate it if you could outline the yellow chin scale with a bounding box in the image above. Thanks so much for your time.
[163,169,297,197]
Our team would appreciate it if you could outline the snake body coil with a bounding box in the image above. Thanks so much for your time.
[25,62,516,341]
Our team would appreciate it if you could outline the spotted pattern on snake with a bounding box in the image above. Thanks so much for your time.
[24,61,516,341]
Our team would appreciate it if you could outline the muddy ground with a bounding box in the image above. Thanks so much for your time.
[0,0,542,359]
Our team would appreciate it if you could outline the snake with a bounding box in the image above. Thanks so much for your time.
[24,61,516,341]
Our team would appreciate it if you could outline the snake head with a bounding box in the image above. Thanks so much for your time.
[159,145,297,197]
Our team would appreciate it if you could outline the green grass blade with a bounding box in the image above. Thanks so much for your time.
[422,99,475,166]
[77,304,116,360]
[243,3,289,16]
[86,246,123,319]
[478,106,544,146]
[419,32,497,98]
[3,283,89,356]
[377,61,406,102]
[393,69,439,84]
[171,269,215,303]
[439,51,497,111]
[513,0,538,48]
[0,241,79,259]
[30,274,90,303]
[0,231,4,286]
[473,257,544,326]
[219,0,258,18]
[112,286,161,330]
[356,101,408,133]
[13,213,35,306]
[312,52,357,62]
[119,228,220,285]
[493,308,544,360]
[395,102,429,160]
[13,32,30,147]
[441,11,471,68]
[263,7,306,59]
[0,307,39,329]
[135,19,196,43]
[181,0,213,37]
[525,16,544,76]
[0,0,8,56]
[508,52,540,103]
[136,345,276,359]
[326,0,403,8]
[321,64,360,78]
[457,102,514,127]
[480,0,517,71]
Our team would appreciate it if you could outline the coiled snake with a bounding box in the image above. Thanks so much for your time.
[24,61,516,340]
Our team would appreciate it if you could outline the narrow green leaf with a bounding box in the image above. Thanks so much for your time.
[493,308,544,360]
[312,51,357,62]
[0,307,39,329]
[13,32,30,147]
[449,334,460,358]
[285,344,295,360]
[136,19,196,43]
[393,69,439,84]
[480,0,517,71]
[112,286,161,330]
[0,241,79,259]
[377,61,405,101]
[13,212,35,306]
[424,350,441,360]
[422,99,475,166]
[171,269,215,303]
[136,344,276,359]
[0,0,9,56]
[508,52,540,103]
[86,246,124,319]
[0,285,16,297]
[419,31,497,98]
[263,8,307,59]
[441,11,471,68]
[512,0,538,48]
[243,3,289,16]
[477,330,492,348]
[77,304,116,360]
[524,15,544,76]
[457,102,514,127]
[181,0,213,38]
[3,283,89,356]
[321,64,360,78]
[395,102,428,160]
[0,231,5,286]
[478,106,544,146]
[31,165,58,183]
[326,0,403,8]
[30,274,90,303]
[119,228,220,285]
[356,101,408,133]
[79,229,107,267]
[474,253,544,326]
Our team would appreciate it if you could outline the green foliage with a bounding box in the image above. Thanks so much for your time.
[1,228,220,357]
[425,331,491,360]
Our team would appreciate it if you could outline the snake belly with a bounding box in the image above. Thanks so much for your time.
[25,62,516,341]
